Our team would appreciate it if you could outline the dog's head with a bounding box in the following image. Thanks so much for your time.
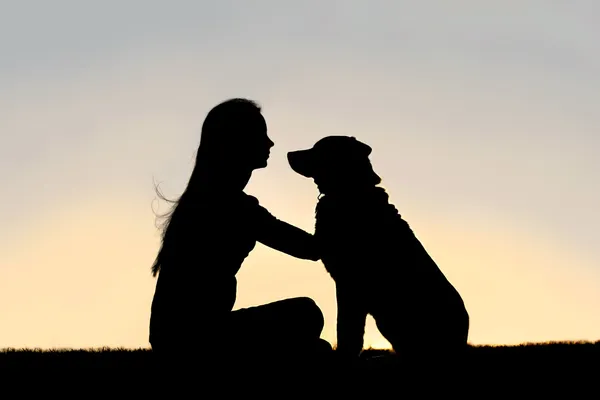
[287,136,381,195]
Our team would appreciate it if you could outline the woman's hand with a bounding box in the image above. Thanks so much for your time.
[249,196,321,261]
[257,217,321,261]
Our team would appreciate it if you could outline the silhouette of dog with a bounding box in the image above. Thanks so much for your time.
[288,136,470,362]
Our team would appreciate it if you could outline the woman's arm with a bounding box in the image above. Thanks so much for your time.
[254,204,320,261]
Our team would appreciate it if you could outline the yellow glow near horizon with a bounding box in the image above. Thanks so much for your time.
[1,194,598,350]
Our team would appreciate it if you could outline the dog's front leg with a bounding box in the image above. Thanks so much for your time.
[335,281,367,361]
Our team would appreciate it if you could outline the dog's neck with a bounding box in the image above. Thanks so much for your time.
[318,185,388,202]
[315,185,404,233]
[316,186,396,218]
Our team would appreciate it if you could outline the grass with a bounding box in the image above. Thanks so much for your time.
[1,340,598,369]
[1,341,598,393]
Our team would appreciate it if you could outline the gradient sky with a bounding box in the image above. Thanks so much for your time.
[1,1,599,350]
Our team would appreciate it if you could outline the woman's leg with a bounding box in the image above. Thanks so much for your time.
[225,297,331,359]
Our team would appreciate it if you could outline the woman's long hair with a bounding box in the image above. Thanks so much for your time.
[150,98,262,277]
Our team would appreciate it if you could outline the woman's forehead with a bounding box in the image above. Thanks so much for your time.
[248,112,267,133]
[255,112,267,128]
[228,110,265,130]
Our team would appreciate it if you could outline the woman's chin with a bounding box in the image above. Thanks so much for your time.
[254,160,269,169]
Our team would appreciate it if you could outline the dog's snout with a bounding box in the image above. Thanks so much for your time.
[288,149,315,178]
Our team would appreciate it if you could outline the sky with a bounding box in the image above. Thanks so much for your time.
[1,0,599,350]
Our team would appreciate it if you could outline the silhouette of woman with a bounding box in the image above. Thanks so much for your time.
[149,98,330,365]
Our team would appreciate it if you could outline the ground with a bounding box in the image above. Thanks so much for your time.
[0,341,598,393]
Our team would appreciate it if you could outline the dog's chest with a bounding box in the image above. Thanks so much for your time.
[314,199,378,277]
[314,199,353,241]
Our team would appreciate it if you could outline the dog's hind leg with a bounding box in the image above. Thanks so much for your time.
[370,307,407,357]
[375,309,469,372]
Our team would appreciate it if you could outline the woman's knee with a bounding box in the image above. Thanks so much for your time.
[291,297,324,337]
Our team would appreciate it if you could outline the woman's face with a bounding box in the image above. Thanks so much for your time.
[243,112,274,170]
